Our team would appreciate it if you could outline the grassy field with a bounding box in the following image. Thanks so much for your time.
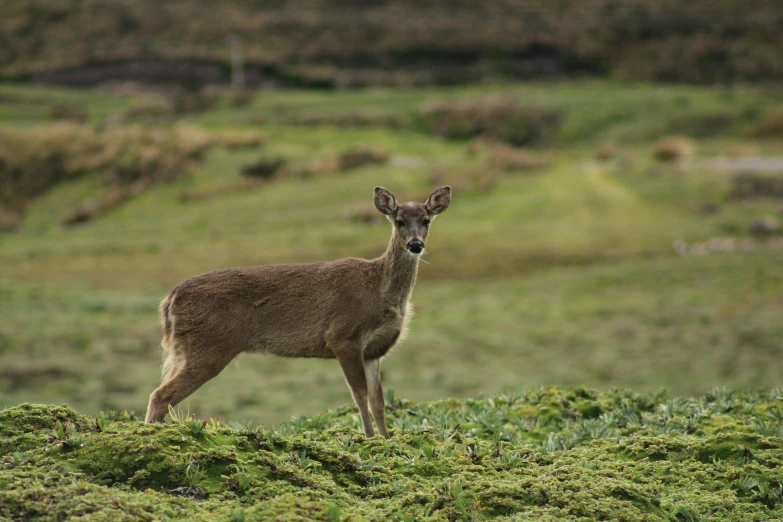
[2,387,783,520]
[1,80,783,429]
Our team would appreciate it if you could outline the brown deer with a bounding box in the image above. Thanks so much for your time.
[145,186,451,438]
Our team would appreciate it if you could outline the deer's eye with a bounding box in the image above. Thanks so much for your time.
[395,220,405,228]
[423,219,431,227]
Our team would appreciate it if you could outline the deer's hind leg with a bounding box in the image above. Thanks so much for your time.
[145,336,235,423]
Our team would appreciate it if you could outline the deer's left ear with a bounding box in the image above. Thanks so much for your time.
[425,186,451,215]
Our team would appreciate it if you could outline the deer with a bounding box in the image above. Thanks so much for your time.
[144,186,451,438]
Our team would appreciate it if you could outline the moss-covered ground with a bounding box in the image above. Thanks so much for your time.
[2,387,783,521]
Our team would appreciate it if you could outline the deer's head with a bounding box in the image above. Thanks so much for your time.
[374,186,451,255]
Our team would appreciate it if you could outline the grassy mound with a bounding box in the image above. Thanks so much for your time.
[2,387,782,521]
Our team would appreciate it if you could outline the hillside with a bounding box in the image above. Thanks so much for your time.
[1,80,783,425]
[2,388,782,521]
[3,0,783,86]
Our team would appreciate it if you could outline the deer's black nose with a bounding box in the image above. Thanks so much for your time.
[407,240,424,253]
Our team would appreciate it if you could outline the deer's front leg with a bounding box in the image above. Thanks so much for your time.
[335,345,375,438]
[365,358,390,439]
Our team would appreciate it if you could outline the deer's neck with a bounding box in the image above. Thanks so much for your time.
[379,235,419,309]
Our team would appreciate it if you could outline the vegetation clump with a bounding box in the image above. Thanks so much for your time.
[49,103,88,123]
[0,124,106,213]
[0,124,212,227]
[242,156,287,179]
[215,130,266,150]
[467,139,549,172]
[731,172,783,200]
[123,99,174,122]
[336,145,388,171]
[749,216,781,237]
[653,136,695,162]
[414,98,563,147]
[2,387,782,521]
[752,109,783,138]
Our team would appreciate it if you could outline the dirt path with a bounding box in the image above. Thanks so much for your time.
[704,157,783,172]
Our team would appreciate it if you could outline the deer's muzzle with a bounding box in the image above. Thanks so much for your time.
[407,240,424,254]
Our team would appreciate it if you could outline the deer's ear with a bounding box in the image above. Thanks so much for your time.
[426,186,451,215]
[374,187,398,215]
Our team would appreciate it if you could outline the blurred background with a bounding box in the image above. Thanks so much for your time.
[1,0,782,425]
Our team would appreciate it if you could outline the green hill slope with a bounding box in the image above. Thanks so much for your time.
[1,81,783,425]
[2,388,783,521]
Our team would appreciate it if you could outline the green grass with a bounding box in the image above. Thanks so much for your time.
[2,388,783,520]
[1,80,782,427]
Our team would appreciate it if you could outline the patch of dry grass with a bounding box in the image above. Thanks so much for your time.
[752,108,783,138]
[431,165,497,194]
[467,140,549,173]
[653,136,695,162]
[178,179,263,204]
[594,143,619,162]
[123,99,173,122]
[213,130,266,150]
[0,124,108,213]
[0,124,212,227]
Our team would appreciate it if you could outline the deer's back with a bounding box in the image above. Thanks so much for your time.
[167,259,389,358]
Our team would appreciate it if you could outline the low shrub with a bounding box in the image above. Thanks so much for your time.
[730,172,783,199]
[242,156,286,179]
[752,108,783,138]
[337,146,388,171]
[123,99,173,122]
[653,136,695,162]
[0,206,21,232]
[750,216,781,236]
[49,103,88,123]
[413,98,563,147]
[594,143,619,162]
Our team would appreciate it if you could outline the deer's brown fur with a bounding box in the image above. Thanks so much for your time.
[145,186,451,438]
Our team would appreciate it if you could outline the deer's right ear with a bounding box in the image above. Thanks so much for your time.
[374,187,398,215]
